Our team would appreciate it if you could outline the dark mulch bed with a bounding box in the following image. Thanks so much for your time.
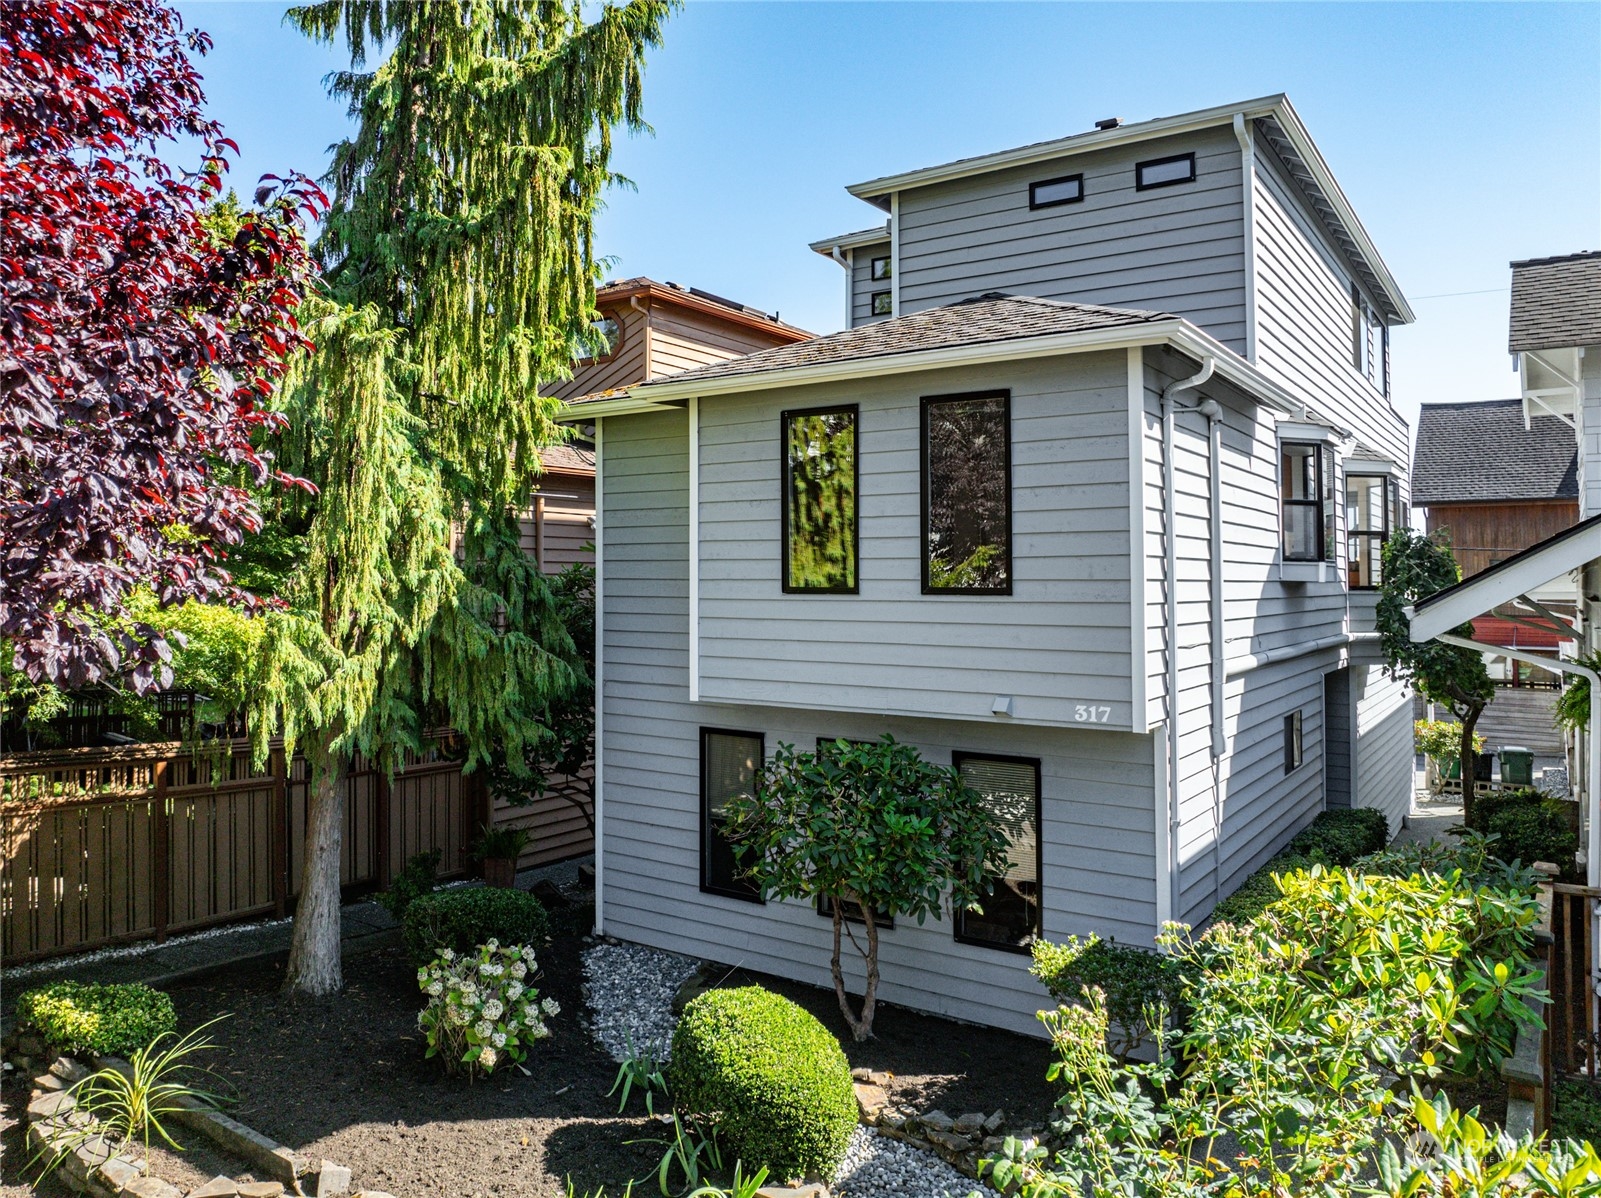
[157,905,1057,1197]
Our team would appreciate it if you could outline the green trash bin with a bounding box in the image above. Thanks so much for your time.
[1500,746,1534,787]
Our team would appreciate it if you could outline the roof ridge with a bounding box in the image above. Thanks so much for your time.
[1511,251,1601,269]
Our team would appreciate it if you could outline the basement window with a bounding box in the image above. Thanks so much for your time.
[870,291,892,316]
[1136,152,1196,190]
[782,405,858,592]
[1029,174,1084,209]
[953,753,1041,952]
[1284,711,1304,774]
[700,728,764,902]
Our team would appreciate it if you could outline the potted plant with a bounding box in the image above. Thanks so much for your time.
[471,824,530,889]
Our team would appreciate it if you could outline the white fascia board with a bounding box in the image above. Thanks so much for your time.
[1408,523,1601,643]
[845,95,1288,201]
[1277,420,1341,444]
[807,224,891,256]
[627,320,1299,415]
[1344,456,1402,477]
[559,396,682,420]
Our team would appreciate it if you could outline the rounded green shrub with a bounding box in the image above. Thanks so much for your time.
[401,885,550,964]
[668,986,855,1181]
[15,981,176,1057]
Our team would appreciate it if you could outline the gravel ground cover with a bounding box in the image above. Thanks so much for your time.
[835,1127,982,1198]
[581,943,699,1062]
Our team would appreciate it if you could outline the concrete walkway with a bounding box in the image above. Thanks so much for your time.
[2,856,591,1027]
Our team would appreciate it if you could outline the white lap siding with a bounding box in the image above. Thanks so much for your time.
[599,407,1159,1038]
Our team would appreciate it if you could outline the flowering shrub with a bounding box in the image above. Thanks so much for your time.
[416,941,559,1077]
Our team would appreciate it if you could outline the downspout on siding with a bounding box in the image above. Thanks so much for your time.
[592,416,606,936]
[1161,355,1216,928]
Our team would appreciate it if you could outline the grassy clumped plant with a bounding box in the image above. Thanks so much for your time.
[401,886,550,964]
[669,987,855,1183]
[16,982,176,1057]
[996,864,1548,1197]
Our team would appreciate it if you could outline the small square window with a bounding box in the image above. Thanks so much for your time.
[1135,152,1196,191]
[870,256,891,281]
[1029,174,1084,209]
[1284,711,1303,774]
[870,291,892,317]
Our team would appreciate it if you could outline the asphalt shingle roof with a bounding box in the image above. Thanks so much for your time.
[539,443,596,473]
[1412,399,1577,505]
[1509,252,1601,352]
[625,294,1175,390]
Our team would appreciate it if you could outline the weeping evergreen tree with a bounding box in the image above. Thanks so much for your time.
[250,0,672,995]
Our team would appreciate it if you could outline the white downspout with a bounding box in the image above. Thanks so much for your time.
[591,416,606,936]
[1160,355,1216,928]
[688,397,700,703]
[1198,396,1226,904]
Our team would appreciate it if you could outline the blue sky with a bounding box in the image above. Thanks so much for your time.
[176,1,1601,440]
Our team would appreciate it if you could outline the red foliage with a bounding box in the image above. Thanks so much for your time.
[0,0,324,691]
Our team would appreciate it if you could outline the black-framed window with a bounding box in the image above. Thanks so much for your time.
[953,753,1041,952]
[1345,474,1396,589]
[782,405,858,593]
[1029,174,1084,209]
[870,256,891,281]
[870,291,892,316]
[1135,152,1195,191]
[922,391,1012,594]
[1281,442,1335,563]
[1284,711,1304,774]
[700,728,764,902]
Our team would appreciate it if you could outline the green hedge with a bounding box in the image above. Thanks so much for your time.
[401,886,550,964]
[669,986,855,1181]
[15,981,176,1057]
[1031,935,1184,1055]
[1463,787,1578,880]
[1211,809,1390,926]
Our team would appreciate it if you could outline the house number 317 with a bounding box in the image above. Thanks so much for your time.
[1073,704,1112,723]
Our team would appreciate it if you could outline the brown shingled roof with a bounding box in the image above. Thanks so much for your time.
[627,293,1173,390]
[539,442,596,475]
[1509,251,1601,352]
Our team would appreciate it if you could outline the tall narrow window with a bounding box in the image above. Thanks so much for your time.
[1281,443,1334,563]
[953,753,1041,951]
[782,405,858,593]
[1345,474,1390,589]
[1284,711,1304,774]
[922,391,1012,594]
[701,728,764,902]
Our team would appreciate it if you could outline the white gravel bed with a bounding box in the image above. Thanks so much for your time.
[581,942,700,1062]
[834,1127,987,1198]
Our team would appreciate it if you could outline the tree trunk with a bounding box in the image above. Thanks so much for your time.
[829,904,861,1038]
[285,744,344,995]
[856,906,881,1042]
[1460,705,1482,829]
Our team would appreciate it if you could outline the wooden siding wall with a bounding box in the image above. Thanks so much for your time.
[894,127,1249,354]
[648,303,797,377]
[850,241,890,328]
[601,408,1158,1038]
[1425,501,1580,578]
[521,474,597,574]
[695,354,1135,728]
[544,303,648,403]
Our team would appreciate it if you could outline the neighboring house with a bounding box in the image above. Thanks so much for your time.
[1412,398,1578,687]
[502,279,811,868]
[1408,250,1601,896]
[580,95,1417,1036]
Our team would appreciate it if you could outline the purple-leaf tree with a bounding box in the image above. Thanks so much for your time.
[0,0,322,692]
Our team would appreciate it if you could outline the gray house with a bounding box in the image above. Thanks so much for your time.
[575,95,1416,1036]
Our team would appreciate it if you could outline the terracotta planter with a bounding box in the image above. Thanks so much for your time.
[482,857,518,889]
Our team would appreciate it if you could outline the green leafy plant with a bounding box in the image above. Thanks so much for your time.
[471,823,531,862]
[609,1031,670,1116]
[33,1019,224,1183]
[1556,652,1601,732]
[401,886,550,964]
[721,735,1011,1039]
[668,987,856,1183]
[376,848,442,921]
[1415,718,1484,765]
[16,982,176,1057]
[1210,808,1390,926]
[1030,936,1183,1056]
[1360,830,1540,894]
[416,941,556,1077]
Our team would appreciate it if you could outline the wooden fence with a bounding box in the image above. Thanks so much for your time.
[1,739,484,964]
[1549,882,1600,1079]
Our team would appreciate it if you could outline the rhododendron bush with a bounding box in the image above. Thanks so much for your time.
[417,941,559,1077]
[0,0,321,690]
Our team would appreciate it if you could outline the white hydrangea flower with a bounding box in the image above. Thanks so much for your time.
[479,1046,498,1071]
[520,945,537,962]
[439,947,455,962]
[505,981,524,1001]
[510,961,527,980]
[487,937,500,950]
[427,981,443,997]
[475,1019,494,1039]
[541,997,561,1017]
[492,1031,507,1048]
[449,1005,469,1026]
[482,999,504,1021]
[417,966,430,984]
[505,1016,519,1031]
